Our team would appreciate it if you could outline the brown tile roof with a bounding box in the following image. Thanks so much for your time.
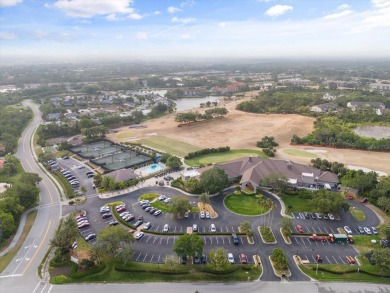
[103,168,139,182]
[202,157,338,187]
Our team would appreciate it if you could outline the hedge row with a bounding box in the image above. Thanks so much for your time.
[69,261,107,278]
[184,146,230,159]
[306,264,390,278]
[114,265,188,275]
[198,265,252,275]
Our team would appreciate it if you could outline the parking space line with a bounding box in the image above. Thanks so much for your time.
[156,225,159,231]
[311,255,316,263]
[306,227,310,233]
[304,255,309,261]
[311,227,316,233]
[150,255,154,263]
[226,226,229,232]
[143,254,148,262]
[209,237,212,245]
[325,256,331,264]
[240,237,244,244]
[157,255,161,263]
[329,227,335,233]
[315,240,319,246]
[339,256,346,264]
[216,237,219,245]
[332,256,338,264]
[294,238,300,245]
[222,237,225,245]
[146,236,151,243]
[173,237,176,243]
[159,238,163,244]
[300,238,306,246]
[153,237,157,244]
[174,226,177,233]
[228,238,231,245]
[323,227,329,233]
[136,253,142,261]
[166,238,169,244]
[231,226,235,232]
[317,227,322,233]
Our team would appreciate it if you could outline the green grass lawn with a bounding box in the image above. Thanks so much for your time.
[349,207,366,222]
[0,210,37,272]
[115,132,134,140]
[224,193,269,216]
[283,149,317,158]
[139,193,158,201]
[280,193,313,214]
[185,149,267,166]
[140,136,200,157]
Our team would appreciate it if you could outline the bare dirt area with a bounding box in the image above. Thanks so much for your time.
[108,98,315,151]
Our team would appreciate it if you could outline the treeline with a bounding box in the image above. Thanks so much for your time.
[236,88,324,114]
[0,92,25,107]
[37,123,81,146]
[0,106,33,155]
[184,147,230,159]
[175,107,228,124]
[0,155,41,243]
[310,158,390,213]
[291,117,390,151]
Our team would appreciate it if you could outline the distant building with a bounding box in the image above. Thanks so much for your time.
[370,83,390,91]
[376,108,390,115]
[322,93,336,101]
[326,80,358,88]
[310,103,337,113]
[280,79,311,87]
[47,113,61,121]
[347,101,385,111]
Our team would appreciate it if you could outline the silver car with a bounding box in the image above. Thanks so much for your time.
[344,226,353,235]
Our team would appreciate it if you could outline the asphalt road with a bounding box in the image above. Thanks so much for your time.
[0,100,62,293]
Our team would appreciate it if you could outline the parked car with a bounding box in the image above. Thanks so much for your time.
[323,214,329,220]
[328,213,335,220]
[206,212,210,219]
[158,194,167,201]
[201,254,207,264]
[371,227,378,235]
[143,222,151,230]
[135,232,144,240]
[100,206,110,213]
[192,224,198,232]
[108,220,118,226]
[364,227,372,235]
[134,220,143,227]
[193,252,200,264]
[296,225,304,233]
[163,224,169,232]
[116,204,126,209]
[180,255,187,264]
[102,213,112,219]
[358,226,365,234]
[116,207,126,213]
[62,156,69,160]
[120,211,130,217]
[141,204,151,209]
[227,253,235,264]
[315,213,323,220]
[232,233,239,245]
[140,200,149,205]
[239,254,248,264]
[85,233,96,241]
[210,224,216,232]
[78,222,90,229]
[163,198,171,203]
[309,213,316,220]
[126,214,136,221]
[200,211,205,219]
[154,210,162,216]
[145,207,152,212]
[344,226,353,235]
[184,211,189,218]
[303,212,310,219]
[149,208,156,214]
[360,198,368,203]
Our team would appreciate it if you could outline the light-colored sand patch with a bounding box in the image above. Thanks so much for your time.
[305,149,328,154]
[347,165,387,176]
[145,132,158,136]
[0,182,12,193]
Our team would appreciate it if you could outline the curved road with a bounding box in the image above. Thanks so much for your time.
[0,101,389,293]
[0,100,62,293]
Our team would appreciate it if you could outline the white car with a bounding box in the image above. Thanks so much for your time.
[140,200,149,205]
[135,232,144,240]
[228,253,235,264]
[344,226,353,235]
[206,212,210,219]
[163,224,169,232]
[328,213,335,220]
[163,198,171,203]
[200,211,205,219]
[210,224,216,232]
[364,227,372,235]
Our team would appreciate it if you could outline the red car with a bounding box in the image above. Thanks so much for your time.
[239,254,248,264]
[296,225,304,233]
[116,207,126,212]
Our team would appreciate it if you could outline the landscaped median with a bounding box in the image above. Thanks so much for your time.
[269,248,291,278]
[50,259,262,283]
[258,226,276,244]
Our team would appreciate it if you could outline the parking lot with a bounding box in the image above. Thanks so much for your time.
[290,235,358,265]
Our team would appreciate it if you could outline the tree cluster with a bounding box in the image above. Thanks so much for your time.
[0,107,33,155]
[175,107,228,124]
[184,146,230,159]
[199,168,229,194]
[270,248,289,270]
[173,233,203,259]
[310,158,347,176]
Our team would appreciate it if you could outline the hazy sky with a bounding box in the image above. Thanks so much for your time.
[0,0,390,62]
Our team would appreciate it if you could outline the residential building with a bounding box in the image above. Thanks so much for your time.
[198,157,339,192]
[370,83,390,91]
[347,101,385,111]
[310,103,337,113]
[322,93,336,101]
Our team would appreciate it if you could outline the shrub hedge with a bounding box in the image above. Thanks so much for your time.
[184,147,230,159]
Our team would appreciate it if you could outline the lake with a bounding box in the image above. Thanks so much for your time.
[174,96,220,111]
[354,126,390,139]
